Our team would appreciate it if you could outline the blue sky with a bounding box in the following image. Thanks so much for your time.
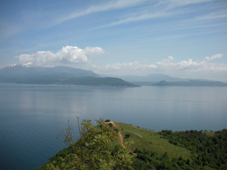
[0,0,227,81]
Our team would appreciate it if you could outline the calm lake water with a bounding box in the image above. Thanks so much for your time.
[0,83,227,170]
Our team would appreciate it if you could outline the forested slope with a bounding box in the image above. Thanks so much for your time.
[36,120,226,170]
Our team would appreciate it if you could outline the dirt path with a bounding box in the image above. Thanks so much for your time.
[105,121,137,156]
[118,130,126,149]
[105,121,125,148]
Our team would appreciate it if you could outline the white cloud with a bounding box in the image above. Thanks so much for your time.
[14,50,227,80]
[156,56,174,64]
[16,46,104,67]
[204,54,223,61]
[15,50,226,75]
[104,61,157,70]
[91,54,227,76]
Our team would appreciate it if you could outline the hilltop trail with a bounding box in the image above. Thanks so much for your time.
[105,121,125,148]
[105,121,136,156]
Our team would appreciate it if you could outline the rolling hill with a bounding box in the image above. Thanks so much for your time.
[37,120,226,170]
[0,65,137,87]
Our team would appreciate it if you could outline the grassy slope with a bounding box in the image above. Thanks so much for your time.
[37,121,217,170]
[111,122,192,160]
[110,122,216,170]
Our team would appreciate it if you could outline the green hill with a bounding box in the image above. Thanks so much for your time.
[36,119,226,170]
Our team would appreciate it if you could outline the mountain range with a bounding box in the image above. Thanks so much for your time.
[152,80,227,87]
[103,73,227,86]
[0,65,226,87]
[0,65,137,87]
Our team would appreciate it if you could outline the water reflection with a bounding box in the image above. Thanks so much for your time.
[0,84,227,170]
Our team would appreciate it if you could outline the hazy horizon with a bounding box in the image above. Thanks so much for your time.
[1,64,226,82]
[1,0,227,81]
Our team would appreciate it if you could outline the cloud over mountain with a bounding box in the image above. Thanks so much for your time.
[16,46,104,67]
[13,45,226,81]
[91,54,227,77]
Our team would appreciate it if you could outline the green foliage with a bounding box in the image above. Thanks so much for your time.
[159,129,227,169]
[37,120,226,170]
[105,119,111,122]
[115,122,191,160]
[112,144,124,153]
[132,148,204,170]
[37,118,133,170]
[57,121,75,147]
[113,128,119,133]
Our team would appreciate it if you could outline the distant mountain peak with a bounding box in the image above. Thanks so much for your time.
[0,65,99,80]
[0,65,137,87]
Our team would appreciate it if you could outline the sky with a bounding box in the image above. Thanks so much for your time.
[0,0,227,81]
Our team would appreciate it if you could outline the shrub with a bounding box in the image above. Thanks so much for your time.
[114,128,119,133]
[38,118,133,170]
[125,134,130,138]
[105,119,111,122]
[113,144,123,153]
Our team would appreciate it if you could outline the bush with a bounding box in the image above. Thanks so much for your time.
[105,119,111,122]
[112,144,123,153]
[125,134,130,138]
[37,118,133,170]
[114,128,119,133]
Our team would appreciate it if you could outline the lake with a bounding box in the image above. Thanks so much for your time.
[0,83,226,170]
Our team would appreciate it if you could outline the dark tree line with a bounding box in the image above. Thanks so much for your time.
[159,129,227,169]
[131,149,204,170]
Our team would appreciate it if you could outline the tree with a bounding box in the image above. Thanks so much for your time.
[37,118,133,170]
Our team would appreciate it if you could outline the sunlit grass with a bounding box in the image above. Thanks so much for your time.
[112,122,192,160]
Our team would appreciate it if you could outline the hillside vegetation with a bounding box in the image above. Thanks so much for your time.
[159,129,227,169]
[37,119,226,170]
